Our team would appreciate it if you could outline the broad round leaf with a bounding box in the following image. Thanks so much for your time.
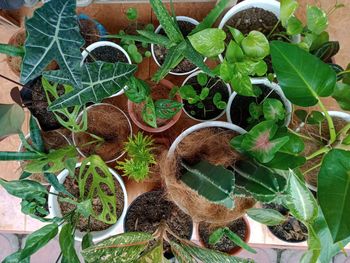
[241,31,270,60]
[307,5,328,35]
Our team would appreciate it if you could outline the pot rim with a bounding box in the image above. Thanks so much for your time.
[48,163,128,242]
[72,103,133,163]
[151,16,203,76]
[127,79,183,133]
[181,70,232,122]
[226,77,292,128]
[81,41,132,97]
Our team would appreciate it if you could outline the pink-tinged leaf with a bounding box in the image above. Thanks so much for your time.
[252,130,273,152]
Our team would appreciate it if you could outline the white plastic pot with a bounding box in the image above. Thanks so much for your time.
[48,164,128,242]
[72,103,132,163]
[151,16,201,76]
[226,78,292,127]
[81,41,132,97]
[181,71,232,122]
[168,121,246,158]
[218,0,300,61]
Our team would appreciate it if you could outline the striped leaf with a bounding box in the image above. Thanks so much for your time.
[313,41,340,62]
[0,151,41,161]
[0,43,24,57]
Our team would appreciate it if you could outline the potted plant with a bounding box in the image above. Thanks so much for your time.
[179,71,231,121]
[78,13,107,48]
[126,78,183,133]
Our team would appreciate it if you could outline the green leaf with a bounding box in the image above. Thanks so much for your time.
[227,26,244,45]
[126,7,138,20]
[197,73,208,86]
[265,152,306,170]
[138,242,163,263]
[82,232,94,250]
[213,93,227,110]
[285,169,318,222]
[199,88,210,100]
[46,61,137,110]
[270,41,336,106]
[180,160,235,209]
[319,149,350,242]
[179,85,198,103]
[188,28,226,58]
[170,241,195,263]
[44,173,74,198]
[219,61,233,82]
[262,98,285,122]
[0,43,25,57]
[64,157,77,178]
[0,151,42,161]
[225,41,244,63]
[280,0,299,27]
[154,99,183,119]
[249,102,262,120]
[247,208,286,226]
[307,5,328,35]
[313,41,339,62]
[0,104,25,139]
[59,223,80,263]
[107,34,166,46]
[190,0,230,34]
[21,0,84,88]
[332,82,350,110]
[286,16,303,35]
[137,30,172,47]
[241,31,270,60]
[0,179,48,200]
[222,228,256,254]
[231,73,255,97]
[309,31,330,51]
[277,128,305,154]
[343,63,350,85]
[2,251,29,263]
[142,96,157,128]
[82,232,153,263]
[29,116,45,152]
[208,228,225,245]
[125,77,151,103]
[149,0,183,43]
[307,111,325,125]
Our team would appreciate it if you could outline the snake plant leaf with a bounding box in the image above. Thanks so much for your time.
[270,41,336,107]
[21,0,84,88]
[179,242,253,263]
[82,232,153,263]
[78,155,117,224]
[59,223,80,263]
[154,99,183,119]
[180,160,235,209]
[138,242,163,263]
[285,169,318,223]
[233,160,287,203]
[44,61,137,110]
[170,241,195,263]
[247,208,287,226]
[0,104,25,139]
[319,149,350,242]
[29,116,45,152]
[0,151,41,161]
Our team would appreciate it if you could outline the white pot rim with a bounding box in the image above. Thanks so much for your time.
[72,103,132,163]
[151,16,202,76]
[218,0,300,61]
[226,78,292,127]
[81,41,132,97]
[167,121,246,158]
[48,163,128,242]
[181,70,232,122]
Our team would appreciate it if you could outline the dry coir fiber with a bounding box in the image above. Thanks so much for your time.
[160,127,255,224]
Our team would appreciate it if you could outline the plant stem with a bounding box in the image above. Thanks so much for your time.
[306,146,329,160]
[267,20,281,39]
[337,69,350,76]
[303,162,322,174]
[338,122,350,137]
[0,74,23,87]
[55,252,62,263]
[287,128,316,142]
[317,98,336,144]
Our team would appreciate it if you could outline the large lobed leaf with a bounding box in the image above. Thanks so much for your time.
[270,41,336,107]
[21,0,84,88]
[44,61,137,110]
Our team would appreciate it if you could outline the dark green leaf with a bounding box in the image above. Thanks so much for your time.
[154,99,182,119]
[223,228,256,254]
[313,41,339,62]
[44,173,73,198]
[197,73,208,86]
[295,109,308,122]
[19,171,32,180]
[332,82,350,111]
[0,179,48,200]
[265,152,306,170]
[2,251,29,263]
[247,208,286,226]
[59,223,80,263]
[170,241,195,263]
[21,0,84,88]
[0,104,25,139]
[125,77,151,103]
[137,30,172,47]
[29,116,45,152]
[307,111,325,124]
[329,63,344,81]
[343,63,350,85]
[270,41,336,106]
[0,151,42,161]
[142,97,157,128]
[138,242,163,262]
[0,43,25,57]
[82,232,94,250]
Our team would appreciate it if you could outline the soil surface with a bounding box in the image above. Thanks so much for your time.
[230,84,284,130]
[199,218,247,253]
[79,18,100,48]
[263,203,308,243]
[184,76,229,120]
[154,21,197,73]
[85,46,128,63]
[21,77,64,131]
[59,167,124,232]
[124,191,193,256]
[74,104,130,162]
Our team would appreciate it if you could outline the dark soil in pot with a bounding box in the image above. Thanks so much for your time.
[230,84,285,130]
[59,168,124,232]
[20,77,64,131]
[85,46,128,63]
[184,76,229,120]
[154,21,196,73]
[74,104,130,162]
[199,218,248,254]
[263,203,308,243]
[124,190,193,257]
[78,18,100,48]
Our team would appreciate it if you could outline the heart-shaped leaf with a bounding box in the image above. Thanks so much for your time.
[263,98,286,122]
[280,0,299,27]
[307,5,328,35]
[241,31,270,60]
[332,82,350,111]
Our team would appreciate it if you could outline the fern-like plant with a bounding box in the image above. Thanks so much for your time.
[116,132,156,182]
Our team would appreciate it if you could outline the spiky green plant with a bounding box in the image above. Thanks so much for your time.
[116,132,156,182]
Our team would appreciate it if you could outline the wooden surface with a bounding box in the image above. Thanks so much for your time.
[0,1,349,250]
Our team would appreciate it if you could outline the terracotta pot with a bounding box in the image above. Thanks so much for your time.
[127,79,182,133]
[198,216,251,256]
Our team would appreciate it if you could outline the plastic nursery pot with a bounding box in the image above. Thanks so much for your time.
[127,79,183,133]
[72,103,132,163]
[151,16,201,76]
[181,70,232,122]
[81,41,132,97]
[226,77,292,130]
[198,216,251,256]
[48,164,128,242]
[218,0,300,62]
